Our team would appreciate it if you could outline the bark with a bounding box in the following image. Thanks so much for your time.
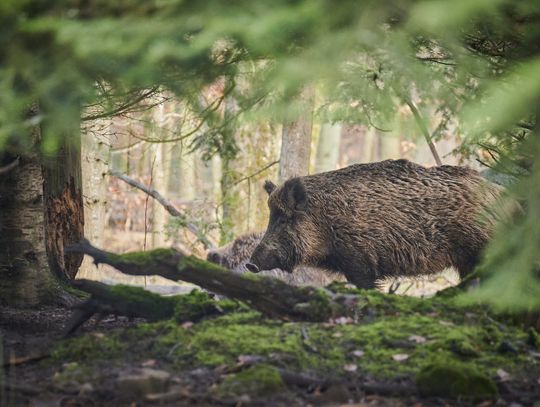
[78,130,110,279]
[66,240,358,322]
[42,136,84,281]
[279,87,314,182]
[0,108,82,306]
[362,126,377,163]
[195,153,215,220]
[151,138,171,248]
[379,133,401,160]
[219,92,238,244]
[0,149,56,306]
[314,123,342,173]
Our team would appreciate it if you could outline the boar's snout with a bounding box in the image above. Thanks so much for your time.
[249,246,291,273]
[245,263,259,273]
[207,251,229,268]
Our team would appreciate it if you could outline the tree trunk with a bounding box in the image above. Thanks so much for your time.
[219,90,239,245]
[77,128,110,280]
[151,136,171,248]
[314,123,342,173]
[0,108,83,306]
[42,138,84,283]
[279,88,314,182]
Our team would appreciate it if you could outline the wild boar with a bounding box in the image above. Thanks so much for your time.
[247,159,503,289]
[207,232,345,286]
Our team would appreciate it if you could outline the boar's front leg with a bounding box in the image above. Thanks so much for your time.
[326,255,378,289]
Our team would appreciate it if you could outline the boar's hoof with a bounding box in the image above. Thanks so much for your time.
[246,263,260,273]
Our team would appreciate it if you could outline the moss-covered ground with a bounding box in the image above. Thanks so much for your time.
[43,285,540,405]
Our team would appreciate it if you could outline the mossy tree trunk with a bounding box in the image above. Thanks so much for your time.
[0,106,83,307]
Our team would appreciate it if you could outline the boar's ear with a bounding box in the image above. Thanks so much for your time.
[263,180,277,195]
[284,178,307,212]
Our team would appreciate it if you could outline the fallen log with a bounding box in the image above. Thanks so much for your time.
[66,239,359,322]
[63,280,227,335]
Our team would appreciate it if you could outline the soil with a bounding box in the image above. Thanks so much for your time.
[1,302,539,407]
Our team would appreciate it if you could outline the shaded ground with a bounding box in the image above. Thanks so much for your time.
[1,287,539,406]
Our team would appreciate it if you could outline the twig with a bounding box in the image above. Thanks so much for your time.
[361,382,417,396]
[2,352,50,368]
[110,171,216,249]
[0,156,20,175]
[0,381,42,396]
[81,87,160,122]
[416,56,456,66]
[111,140,143,154]
[387,280,401,294]
[233,160,279,185]
[404,99,443,166]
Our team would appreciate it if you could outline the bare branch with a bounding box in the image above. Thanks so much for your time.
[0,156,20,175]
[403,99,443,166]
[110,170,216,249]
[82,87,161,122]
[234,160,279,185]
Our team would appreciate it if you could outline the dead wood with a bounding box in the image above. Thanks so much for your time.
[66,239,358,322]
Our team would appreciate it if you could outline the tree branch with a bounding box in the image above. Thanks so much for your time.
[233,160,279,185]
[0,156,20,175]
[110,171,216,249]
[403,99,443,166]
[82,87,161,122]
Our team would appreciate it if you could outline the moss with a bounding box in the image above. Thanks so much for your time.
[417,362,498,401]
[52,332,124,362]
[445,331,480,357]
[107,284,177,320]
[109,248,178,266]
[215,364,284,397]
[49,287,533,397]
[527,327,539,349]
[177,255,226,273]
[53,362,97,386]
[295,288,334,320]
[174,289,220,322]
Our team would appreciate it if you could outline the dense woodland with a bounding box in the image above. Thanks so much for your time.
[1,1,539,406]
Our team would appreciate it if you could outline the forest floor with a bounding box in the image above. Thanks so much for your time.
[1,285,540,407]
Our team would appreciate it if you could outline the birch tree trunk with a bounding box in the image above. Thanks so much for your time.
[279,88,314,182]
[78,129,110,280]
[0,108,83,306]
[314,123,341,173]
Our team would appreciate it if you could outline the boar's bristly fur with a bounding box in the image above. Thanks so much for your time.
[249,159,504,289]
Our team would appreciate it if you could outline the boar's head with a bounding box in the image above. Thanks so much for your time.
[247,178,325,273]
